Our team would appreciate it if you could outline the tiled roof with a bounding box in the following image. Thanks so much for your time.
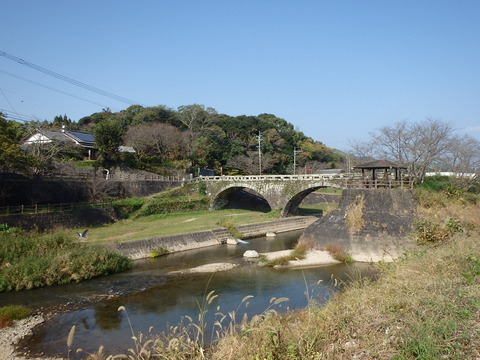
[37,129,70,142]
[354,160,406,169]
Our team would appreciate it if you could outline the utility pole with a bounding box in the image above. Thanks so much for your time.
[293,147,302,175]
[257,131,262,175]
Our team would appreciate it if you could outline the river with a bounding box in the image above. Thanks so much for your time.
[3,230,374,359]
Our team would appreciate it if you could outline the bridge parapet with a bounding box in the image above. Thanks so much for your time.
[198,174,354,182]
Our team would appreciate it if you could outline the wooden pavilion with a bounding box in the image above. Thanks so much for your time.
[353,160,407,187]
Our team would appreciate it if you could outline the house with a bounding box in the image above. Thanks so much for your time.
[22,128,97,160]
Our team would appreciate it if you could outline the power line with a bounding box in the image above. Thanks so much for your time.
[0,108,39,123]
[0,88,16,113]
[0,69,113,109]
[0,50,144,106]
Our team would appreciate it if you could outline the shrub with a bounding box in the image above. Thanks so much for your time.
[73,160,97,168]
[0,305,32,320]
[417,175,452,192]
[112,197,145,218]
[150,247,169,258]
[411,219,449,244]
[0,231,131,292]
[134,195,210,218]
[264,243,308,267]
[323,243,355,263]
[216,219,244,239]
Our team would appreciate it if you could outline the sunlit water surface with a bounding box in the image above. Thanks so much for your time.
[4,230,375,359]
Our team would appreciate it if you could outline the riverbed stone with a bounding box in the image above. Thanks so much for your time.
[243,250,260,258]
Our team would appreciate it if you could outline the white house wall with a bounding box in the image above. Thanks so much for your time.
[23,133,52,144]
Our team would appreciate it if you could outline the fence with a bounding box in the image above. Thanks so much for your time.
[0,201,113,216]
[43,169,193,182]
[341,179,414,189]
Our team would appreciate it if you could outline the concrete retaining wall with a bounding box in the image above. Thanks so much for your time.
[300,189,417,262]
[237,216,318,238]
[109,216,317,260]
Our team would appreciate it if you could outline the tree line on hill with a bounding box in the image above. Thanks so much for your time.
[0,104,343,177]
[1,106,479,192]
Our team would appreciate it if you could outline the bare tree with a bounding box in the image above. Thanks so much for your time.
[442,134,480,190]
[350,118,454,183]
[124,123,189,161]
[226,151,275,175]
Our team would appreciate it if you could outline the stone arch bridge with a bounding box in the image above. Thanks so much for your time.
[199,174,351,216]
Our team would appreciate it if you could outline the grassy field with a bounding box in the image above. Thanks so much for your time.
[80,209,280,245]
[77,187,339,245]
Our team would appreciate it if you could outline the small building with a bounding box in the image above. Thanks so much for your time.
[22,129,136,161]
[354,160,407,186]
[22,128,97,160]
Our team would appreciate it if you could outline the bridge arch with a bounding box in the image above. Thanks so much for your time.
[205,177,343,216]
[210,184,271,212]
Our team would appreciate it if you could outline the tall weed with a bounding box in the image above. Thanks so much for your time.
[0,231,131,291]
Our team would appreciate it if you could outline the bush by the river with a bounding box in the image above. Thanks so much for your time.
[0,229,131,292]
[112,184,211,219]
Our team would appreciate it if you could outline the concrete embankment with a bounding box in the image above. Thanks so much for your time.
[300,189,417,262]
[109,216,317,260]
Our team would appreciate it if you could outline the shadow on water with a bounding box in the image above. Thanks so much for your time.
[13,230,376,359]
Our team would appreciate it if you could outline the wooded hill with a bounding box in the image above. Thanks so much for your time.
[2,104,343,176]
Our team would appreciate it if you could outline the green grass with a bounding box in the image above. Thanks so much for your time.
[314,187,343,195]
[296,203,338,216]
[0,305,32,320]
[0,231,131,291]
[80,209,279,245]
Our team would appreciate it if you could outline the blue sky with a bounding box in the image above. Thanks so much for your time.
[1,1,479,151]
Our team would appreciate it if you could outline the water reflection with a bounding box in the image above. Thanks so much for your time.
[15,231,375,359]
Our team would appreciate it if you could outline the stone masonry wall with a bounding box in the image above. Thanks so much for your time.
[2,178,181,206]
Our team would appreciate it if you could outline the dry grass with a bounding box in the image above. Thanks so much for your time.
[321,243,354,263]
[75,192,480,359]
[345,194,365,234]
[87,228,479,359]
[208,232,480,360]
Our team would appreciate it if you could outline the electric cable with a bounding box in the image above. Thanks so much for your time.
[0,50,143,106]
[0,69,113,109]
[0,88,16,113]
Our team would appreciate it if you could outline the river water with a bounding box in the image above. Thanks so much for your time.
[4,230,374,359]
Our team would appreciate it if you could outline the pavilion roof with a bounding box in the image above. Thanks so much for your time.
[354,159,406,170]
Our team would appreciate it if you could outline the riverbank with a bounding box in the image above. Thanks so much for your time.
[0,315,61,360]
[206,232,480,359]
[108,216,318,259]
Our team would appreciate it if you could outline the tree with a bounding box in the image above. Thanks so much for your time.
[0,114,32,172]
[350,118,455,183]
[94,119,124,166]
[52,114,72,129]
[226,151,275,175]
[124,123,188,161]
[177,104,217,132]
[442,134,480,191]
